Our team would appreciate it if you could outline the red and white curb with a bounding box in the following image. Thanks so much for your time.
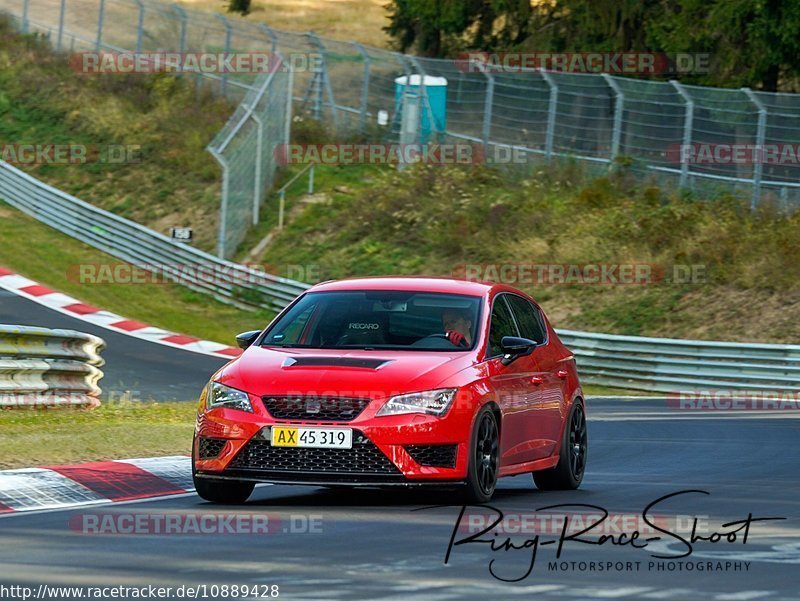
[0,456,194,514]
[0,267,242,359]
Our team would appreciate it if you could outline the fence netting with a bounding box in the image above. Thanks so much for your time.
[6,0,800,258]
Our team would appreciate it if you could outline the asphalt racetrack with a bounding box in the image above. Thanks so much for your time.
[1,398,798,599]
[1,287,798,599]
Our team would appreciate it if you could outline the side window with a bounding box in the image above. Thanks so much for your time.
[506,295,546,344]
[487,296,518,358]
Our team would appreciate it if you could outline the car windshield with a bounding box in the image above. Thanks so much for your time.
[260,290,482,351]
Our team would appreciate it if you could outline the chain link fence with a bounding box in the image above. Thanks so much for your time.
[5,0,800,260]
[208,65,292,258]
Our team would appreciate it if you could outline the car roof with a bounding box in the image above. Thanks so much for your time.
[307,276,495,296]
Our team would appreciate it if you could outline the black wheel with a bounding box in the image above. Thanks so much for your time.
[192,438,255,504]
[461,406,499,503]
[533,399,587,490]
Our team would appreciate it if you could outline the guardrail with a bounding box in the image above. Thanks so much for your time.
[2,147,796,393]
[0,325,106,407]
[0,160,310,311]
[557,329,800,393]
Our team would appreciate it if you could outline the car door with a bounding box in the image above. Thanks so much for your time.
[486,294,547,467]
[505,294,564,459]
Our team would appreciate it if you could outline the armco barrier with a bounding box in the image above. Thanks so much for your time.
[0,160,310,311]
[0,325,106,406]
[557,329,800,393]
[1,152,796,392]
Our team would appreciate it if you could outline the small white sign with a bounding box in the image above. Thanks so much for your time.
[170,227,193,242]
[377,110,389,126]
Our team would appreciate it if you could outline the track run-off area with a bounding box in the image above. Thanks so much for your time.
[1,281,799,599]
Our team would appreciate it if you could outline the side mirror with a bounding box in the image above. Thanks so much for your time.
[235,330,261,350]
[499,336,538,366]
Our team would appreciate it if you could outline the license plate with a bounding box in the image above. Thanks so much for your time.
[271,426,353,449]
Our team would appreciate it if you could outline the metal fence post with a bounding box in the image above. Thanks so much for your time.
[95,0,105,51]
[56,0,66,50]
[258,23,277,53]
[209,150,230,259]
[670,80,694,190]
[252,112,264,226]
[353,42,371,134]
[540,71,558,160]
[21,0,29,33]
[478,61,495,150]
[284,58,294,146]
[408,56,439,143]
[742,87,767,210]
[279,61,295,229]
[306,33,338,126]
[602,74,624,162]
[171,5,187,53]
[215,13,233,97]
[134,0,145,52]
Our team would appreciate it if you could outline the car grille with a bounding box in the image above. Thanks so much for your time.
[261,396,371,422]
[198,437,227,460]
[227,429,402,479]
[404,444,458,468]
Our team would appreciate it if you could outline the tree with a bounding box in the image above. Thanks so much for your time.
[524,0,663,53]
[383,0,800,90]
[383,0,533,56]
[228,0,251,16]
[647,0,800,91]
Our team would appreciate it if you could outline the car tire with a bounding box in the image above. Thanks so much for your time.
[192,439,255,504]
[533,399,587,491]
[461,406,500,503]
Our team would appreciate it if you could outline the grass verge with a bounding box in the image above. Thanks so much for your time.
[0,203,274,344]
[0,401,195,469]
[180,0,390,48]
[0,19,231,253]
[0,387,637,469]
[261,158,800,343]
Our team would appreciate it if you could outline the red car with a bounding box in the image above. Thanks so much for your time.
[193,277,587,503]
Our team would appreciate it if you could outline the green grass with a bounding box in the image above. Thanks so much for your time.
[2,15,798,349]
[0,387,638,470]
[260,159,800,344]
[0,203,274,344]
[0,401,196,469]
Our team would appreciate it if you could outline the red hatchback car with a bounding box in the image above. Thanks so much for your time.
[193,277,587,503]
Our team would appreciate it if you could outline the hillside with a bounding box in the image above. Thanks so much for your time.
[0,20,231,252]
[0,20,798,345]
[260,160,800,343]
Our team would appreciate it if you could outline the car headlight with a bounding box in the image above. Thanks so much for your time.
[206,382,253,413]
[376,388,457,417]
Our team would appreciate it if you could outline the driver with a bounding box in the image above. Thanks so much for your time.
[442,307,473,347]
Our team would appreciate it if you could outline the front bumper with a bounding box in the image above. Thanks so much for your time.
[194,399,474,484]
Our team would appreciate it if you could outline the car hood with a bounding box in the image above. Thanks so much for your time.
[215,346,476,399]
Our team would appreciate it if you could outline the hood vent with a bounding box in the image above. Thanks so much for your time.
[282,357,392,370]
